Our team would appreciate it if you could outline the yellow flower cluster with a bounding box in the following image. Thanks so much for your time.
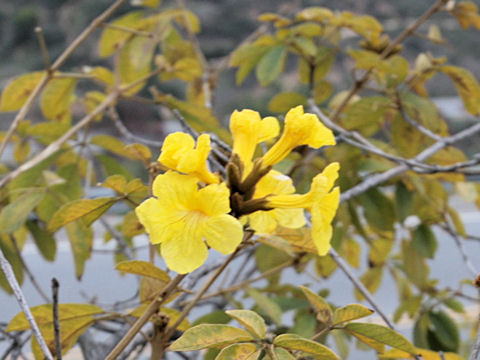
[135,105,339,274]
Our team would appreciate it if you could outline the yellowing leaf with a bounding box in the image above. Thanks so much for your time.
[0,72,44,112]
[276,227,317,254]
[84,91,107,121]
[48,197,117,232]
[116,260,170,282]
[0,189,45,234]
[268,92,307,113]
[299,286,333,324]
[88,66,115,86]
[333,304,374,325]
[40,77,77,122]
[344,323,416,354]
[451,1,480,30]
[99,11,145,57]
[226,310,266,339]
[124,143,152,163]
[66,221,93,279]
[273,334,339,359]
[169,324,254,351]
[90,135,129,157]
[215,343,260,360]
[131,0,161,9]
[441,65,480,115]
[7,303,103,331]
[380,347,463,360]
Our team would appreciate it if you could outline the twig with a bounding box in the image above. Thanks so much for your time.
[469,314,480,360]
[99,218,134,260]
[51,278,62,360]
[0,0,128,161]
[0,90,119,190]
[35,27,51,70]
[104,274,186,360]
[10,235,50,303]
[0,247,53,360]
[329,248,395,329]
[108,107,163,147]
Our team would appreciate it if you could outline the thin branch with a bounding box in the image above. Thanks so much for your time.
[0,247,53,360]
[0,90,119,190]
[108,107,163,147]
[51,278,62,360]
[329,248,394,328]
[0,0,128,161]
[10,235,50,303]
[104,274,186,360]
[99,218,134,261]
[35,27,51,70]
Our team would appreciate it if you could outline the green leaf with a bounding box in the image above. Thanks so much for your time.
[247,287,283,325]
[91,135,129,157]
[231,44,270,85]
[299,286,332,324]
[354,267,383,301]
[0,234,24,293]
[427,310,459,352]
[402,240,429,288]
[0,72,45,111]
[360,188,395,232]
[192,310,231,326]
[256,45,287,86]
[344,323,416,354]
[341,96,391,136]
[226,310,266,339]
[7,303,103,331]
[412,224,437,259]
[395,182,413,223]
[0,189,45,234]
[273,334,339,359]
[169,324,254,351]
[115,260,170,282]
[66,221,93,279]
[268,92,307,113]
[333,304,374,325]
[48,197,117,233]
[215,343,260,360]
[40,77,77,122]
[26,220,56,262]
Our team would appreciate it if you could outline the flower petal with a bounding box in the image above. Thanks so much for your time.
[158,132,195,169]
[258,116,280,143]
[274,208,306,229]
[249,211,278,234]
[152,171,198,208]
[203,214,243,254]
[161,231,208,274]
[197,182,231,216]
[311,204,332,256]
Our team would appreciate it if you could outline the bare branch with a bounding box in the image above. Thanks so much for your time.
[51,278,62,360]
[0,247,53,360]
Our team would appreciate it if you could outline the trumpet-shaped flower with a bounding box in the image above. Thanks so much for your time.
[261,106,336,167]
[135,171,243,274]
[158,132,219,184]
[230,109,280,165]
[268,162,340,255]
[246,170,305,233]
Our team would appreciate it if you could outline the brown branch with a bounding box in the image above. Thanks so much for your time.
[51,278,62,360]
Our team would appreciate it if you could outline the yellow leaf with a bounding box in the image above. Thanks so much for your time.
[7,303,103,331]
[332,304,374,325]
[90,135,128,157]
[0,72,44,112]
[380,347,464,360]
[451,1,480,30]
[48,197,117,232]
[40,77,77,122]
[88,66,115,86]
[216,343,260,360]
[83,91,107,121]
[169,324,254,351]
[122,211,144,237]
[101,174,127,193]
[299,286,333,325]
[441,65,480,115]
[273,334,339,359]
[226,310,266,339]
[98,11,145,57]
[268,92,307,113]
[115,260,170,282]
[124,143,152,163]
[131,0,161,9]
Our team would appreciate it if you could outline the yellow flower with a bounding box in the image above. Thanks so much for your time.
[230,109,280,165]
[268,162,340,255]
[246,170,305,233]
[158,132,219,184]
[261,106,336,167]
[135,171,243,274]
